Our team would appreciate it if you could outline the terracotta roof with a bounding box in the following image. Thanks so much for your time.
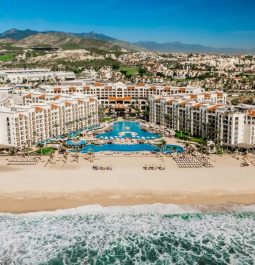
[179,87,186,92]
[108,96,132,101]
[95,82,104,86]
[166,99,174,104]
[164,86,171,91]
[148,86,156,90]
[35,107,44,112]
[69,86,77,92]
[51,104,59,110]
[192,103,203,109]
[37,94,45,99]
[65,102,72,107]
[179,101,187,106]
[137,82,145,87]
[83,86,90,90]
[207,105,220,111]
[52,95,60,100]
[247,110,255,117]
[23,93,32,98]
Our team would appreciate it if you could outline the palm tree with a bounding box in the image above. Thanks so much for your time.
[36,142,45,156]
[9,147,17,156]
[63,152,68,160]
[156,139,167,153]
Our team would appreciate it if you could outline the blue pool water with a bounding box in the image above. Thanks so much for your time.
[81,144,159,153]
[66,140,87,146]
[164,144,184,154]
[80,143,184,153]
[96,121,160,140]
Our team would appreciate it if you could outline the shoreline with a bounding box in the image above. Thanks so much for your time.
[1,191,255,214]
[0,152,255,213]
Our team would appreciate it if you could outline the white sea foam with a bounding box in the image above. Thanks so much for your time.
[0,204,254,265]
[2,203,200,217]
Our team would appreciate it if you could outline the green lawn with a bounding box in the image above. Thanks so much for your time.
[120,66,139,76]
[0,54,15,62]
[36,147,56,156]
[102,116,115,122]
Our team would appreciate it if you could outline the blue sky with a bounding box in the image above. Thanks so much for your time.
[0,0,255,48]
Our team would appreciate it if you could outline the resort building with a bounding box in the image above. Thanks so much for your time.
[0,93,98,148]
[38,82,204,112]
[0,69,76,84]
[149,95,255,147]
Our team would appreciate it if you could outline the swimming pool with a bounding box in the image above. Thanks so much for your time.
[164,144,184,154]
[81,144,159,153]
[96,121,160,140]
[66,140,87,146]
[80,143,184,154]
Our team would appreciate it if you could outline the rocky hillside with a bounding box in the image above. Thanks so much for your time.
[0,29,140,52]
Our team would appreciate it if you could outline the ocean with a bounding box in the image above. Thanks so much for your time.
[0,204,255,265]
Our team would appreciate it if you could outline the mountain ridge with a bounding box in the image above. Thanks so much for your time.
[0,29,140,52]
[1,29,254,54]
[134,41,255,54]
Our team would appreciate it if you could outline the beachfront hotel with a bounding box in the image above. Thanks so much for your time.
[38,81,204,111]
[0,93,98,148]
[0,79,255,150]
[149,95,255,147]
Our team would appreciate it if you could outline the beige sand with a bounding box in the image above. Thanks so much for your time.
[0,154,255,213]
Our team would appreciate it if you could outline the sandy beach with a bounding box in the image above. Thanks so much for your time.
[0,152,255,213]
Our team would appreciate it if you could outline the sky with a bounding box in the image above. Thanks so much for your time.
[0,0,255,48]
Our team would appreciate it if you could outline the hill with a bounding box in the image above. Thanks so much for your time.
[134,41,255,54]
[1,28,254,54]
[0,29,140,52]
[0,29,39,40]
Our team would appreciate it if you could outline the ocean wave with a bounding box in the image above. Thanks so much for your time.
[0,204,255,264]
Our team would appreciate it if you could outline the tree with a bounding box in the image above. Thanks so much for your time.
[120,70,127,76]
[156,72,165,78]
[9,147,17,156]
[138,68,147,77]
[156,139,167,153]
[112,63,120,70]
[231,98,240,105]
